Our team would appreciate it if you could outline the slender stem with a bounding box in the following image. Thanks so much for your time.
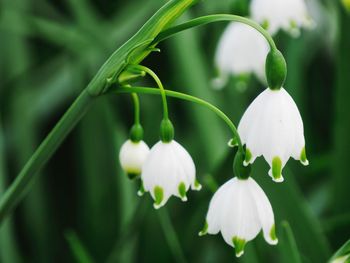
[0,90,96,223]
[131,65,169,120]
[131,93,140,124]
[114,86,244,153]
[153,14,277,50]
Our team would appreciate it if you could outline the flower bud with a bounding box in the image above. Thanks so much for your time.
[265,49,287,90]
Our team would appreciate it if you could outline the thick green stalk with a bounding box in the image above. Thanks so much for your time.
[0,90,95,222]
[87,0,196,96]
[114,86,244,152]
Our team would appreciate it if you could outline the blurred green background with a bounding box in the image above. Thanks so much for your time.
[0,0,349,262]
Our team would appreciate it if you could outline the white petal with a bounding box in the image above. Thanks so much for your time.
[119,140,150,174]
[250,0,313,36]
[206,179,235,235]
[220,178,261,246]
[215,23,269,80]
[248,178,277,245]
[141,140,198,208]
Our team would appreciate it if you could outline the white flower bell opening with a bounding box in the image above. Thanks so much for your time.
[119,140,150,179]
[238,88,308,182]
[250,0,315,36]
[213,23,269,88]
[200,177,277,257]
[140,140,201,209]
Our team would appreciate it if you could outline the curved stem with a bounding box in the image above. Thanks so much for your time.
[153,14,277,50]
[131,65,169,120]
[114,86,244,153]
[131,93,140,124]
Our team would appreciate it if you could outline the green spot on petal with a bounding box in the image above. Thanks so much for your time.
[262,19,269,30]
[178,182,187,200]
[244,148,252,164]
[290,20,297,29]
[270,224,278,242]
[300,147,309,165]
[272,157,282,181]
[137,181,145,196]
[154,186,164,207]
[127,172,140,180]
[228,137,239,147]
[198,221,208,236]
[194,179,202,190]
[232,237,246,257]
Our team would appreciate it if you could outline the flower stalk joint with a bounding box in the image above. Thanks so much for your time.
[233,151,251,180]
[130,123,144,143]
[160,119,175,143]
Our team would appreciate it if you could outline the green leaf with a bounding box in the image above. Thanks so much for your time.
[278,221,302,263]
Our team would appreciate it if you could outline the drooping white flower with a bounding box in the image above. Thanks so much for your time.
[213,23,269,88]
[200,177,277,257]
[237,88,308,182]
[140,140,201,209]
[119,139,150,179]
[250,0,315,37]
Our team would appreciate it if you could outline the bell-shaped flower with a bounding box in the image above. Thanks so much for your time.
[213,22,269,88]
[250,0,315,37]
[140,140,201,209]
[199,177,277,257]
[119,139,150,179]
[237,88,308,182]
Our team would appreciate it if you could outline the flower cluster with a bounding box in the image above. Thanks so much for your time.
[214,0,314,88]
[118,3,309,258]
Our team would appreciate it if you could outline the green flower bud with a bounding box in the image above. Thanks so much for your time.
[130,123,144,142]
[160,119,174,143]
[265,49,287,90]
[233,151,251,180]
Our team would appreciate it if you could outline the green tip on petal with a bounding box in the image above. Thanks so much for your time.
[137,182,145,196]
[178,182,187,201]
[243,148,252,166]
[193,179,202,191]
[269,224,278,245]
[232,237,246,258]
[262,19,269,30]
[198,221,208,236]
[127,172,140,180]
[300,147,309,166]
[228,137,239,148]
[270,157,284,183]
[153,186,164,209]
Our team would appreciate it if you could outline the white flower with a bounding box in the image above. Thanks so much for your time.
[119,139,150,179]
[200,177,277,257]
[140,140,201,209]
[213,23,269,88]
[237,88,308,182]
[250,0,315,37]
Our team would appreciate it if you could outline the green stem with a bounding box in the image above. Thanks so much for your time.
[114,86,244,153]
[153,14,277,50]
[131,93,140,124]
[0,90,96,223]
[131,65,169,120]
